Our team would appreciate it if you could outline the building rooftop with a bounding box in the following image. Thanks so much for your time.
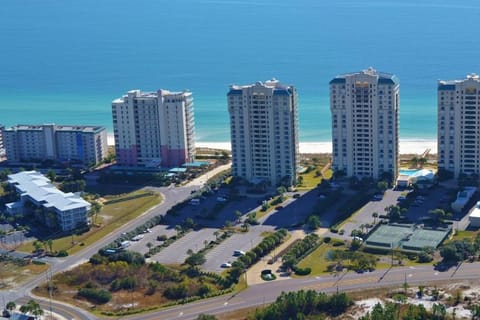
[228,78,294,95]
[4,124,104,133]
[113,89,192,103]
[438,73,480,90]
[330,67,399,85]
[8,171,91,212]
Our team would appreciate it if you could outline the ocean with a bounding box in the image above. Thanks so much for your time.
[1,0,479,144]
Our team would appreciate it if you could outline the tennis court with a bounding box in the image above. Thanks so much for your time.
[366,224,451,251]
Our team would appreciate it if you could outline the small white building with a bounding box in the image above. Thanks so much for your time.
[452,186,477,213]
[469,201,480,227]
[6,171,91,231]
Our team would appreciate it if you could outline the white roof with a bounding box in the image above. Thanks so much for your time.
[470,208,480,219]
[8,171,91,212]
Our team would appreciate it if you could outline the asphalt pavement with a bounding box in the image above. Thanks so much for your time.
[202,225,273,272]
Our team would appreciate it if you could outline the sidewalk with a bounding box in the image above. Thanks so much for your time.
[185,163,231,187]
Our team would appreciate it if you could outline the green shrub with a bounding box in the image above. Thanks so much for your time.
[77,288,112,304]
[293,266,311,276]
[57,250,68,257]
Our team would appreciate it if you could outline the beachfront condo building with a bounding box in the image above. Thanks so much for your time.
[228,79,299,186]
[438,73,480,177]
[330,67,399,179]
[112,89,195,168]
[0,124,4,157]
[3,124,108,166]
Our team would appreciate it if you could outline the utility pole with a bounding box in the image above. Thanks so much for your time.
[391,242,394,267]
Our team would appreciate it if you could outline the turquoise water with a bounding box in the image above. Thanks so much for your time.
[399,169,434,176]
[1,0,479,142]
[399,169,421,176]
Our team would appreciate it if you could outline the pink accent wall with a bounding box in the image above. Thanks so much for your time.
[161,145,187,167]
[117,146,138,166]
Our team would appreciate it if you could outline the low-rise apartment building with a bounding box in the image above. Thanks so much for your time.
[2,124,108,166]
[6,171,91,231]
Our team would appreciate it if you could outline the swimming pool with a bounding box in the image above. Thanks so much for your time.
[399,169,421,176]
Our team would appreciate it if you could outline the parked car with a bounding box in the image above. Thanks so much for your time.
[372,194,383,201]
[216,197,227,202]
[397,195,406,201]
[220,262,232,268]
[293,193,301,199]
[233,250,245,256]
[275,205,283,210]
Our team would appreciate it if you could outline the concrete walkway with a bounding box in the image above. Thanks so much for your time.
[185,163,232,187]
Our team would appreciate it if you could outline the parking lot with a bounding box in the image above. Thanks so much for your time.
[151,228,218,265]
[202,225,274,272]
[127,225,177,255]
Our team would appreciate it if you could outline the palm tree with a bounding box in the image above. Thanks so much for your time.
[29,301,43,320]
[174,224,183,236]
[5,301,16,312]
[418,157,427,168]
[372,212,379,224]
[213,230,220,241]
[410,156,419,168]
[47,239,53,253]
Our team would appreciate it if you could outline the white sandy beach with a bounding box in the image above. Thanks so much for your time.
[107,136,436,155]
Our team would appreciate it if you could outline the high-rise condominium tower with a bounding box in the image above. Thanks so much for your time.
[330,68,399,179]
[228,79,299,186]
[112,89,195,168]
[438,73,480,177]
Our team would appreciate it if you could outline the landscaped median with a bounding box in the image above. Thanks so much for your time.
[16,190,162,255]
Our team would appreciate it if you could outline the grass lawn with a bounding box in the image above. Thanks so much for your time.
[0,261,49,289]
[295,242,335,276]
[17,190,161,255]
[295,240,431,277]
[450,230,479,242]
[297,166,333,191]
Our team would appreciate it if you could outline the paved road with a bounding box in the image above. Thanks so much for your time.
[0,184,198,319]
[0,164,233,317]
[124,261,480,320]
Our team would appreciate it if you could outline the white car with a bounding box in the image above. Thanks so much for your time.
[220,262,232,268]
[216,197,227,202]
[352,236,363,242]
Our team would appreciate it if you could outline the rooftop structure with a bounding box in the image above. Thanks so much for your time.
[6,171,91,231]
[227,79,299,186]
[2,124,107,166]
[330,67,399,179]
[112,89,195,168]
